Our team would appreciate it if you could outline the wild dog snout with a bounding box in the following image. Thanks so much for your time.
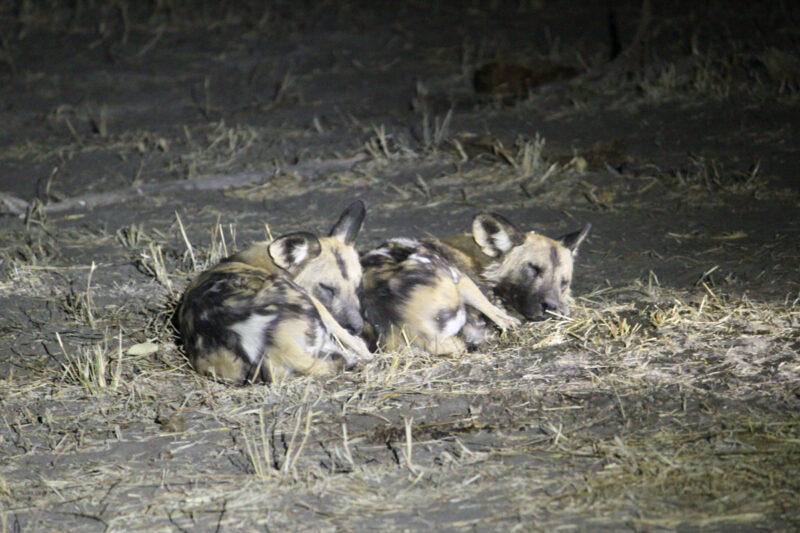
[340,308,364,335]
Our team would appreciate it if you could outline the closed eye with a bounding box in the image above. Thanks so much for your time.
[526,262,541,278]
[318,283,338,298]
[561,279,569,289]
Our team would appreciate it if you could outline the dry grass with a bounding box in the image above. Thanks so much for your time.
[0,126,172,163]
[663,156,769,198]
[56,332,124,395]
[171,122,262,178]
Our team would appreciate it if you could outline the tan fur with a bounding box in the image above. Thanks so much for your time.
[226,236,368,358]
[267,318,338,377]
[179,200,368,384]
[437,234,487,272]
[228,243,282,274]
[454,274,518,330]
[381,270,467,354]
[194,348,246,382]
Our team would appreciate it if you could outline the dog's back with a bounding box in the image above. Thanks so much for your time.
[362,238,471,354]
[361,234,518,354]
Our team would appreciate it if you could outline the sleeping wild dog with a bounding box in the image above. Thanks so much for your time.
[361,212,590,354]
[178,200,371,383]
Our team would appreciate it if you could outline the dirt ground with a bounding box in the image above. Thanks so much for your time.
[1,1,799,531]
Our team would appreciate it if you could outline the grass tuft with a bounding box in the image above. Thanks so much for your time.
[56,332,123,395]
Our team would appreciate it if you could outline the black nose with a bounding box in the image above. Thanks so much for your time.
[540,300,558,314]
[344,313,364,336]
[345,324,363,335]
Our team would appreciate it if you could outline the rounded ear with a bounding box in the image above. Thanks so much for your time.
[268,232,321,273]
[329,200,366,245]
[472,212,524,257]
[559,223,591,256]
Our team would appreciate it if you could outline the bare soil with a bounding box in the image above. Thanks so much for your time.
[1,1,799,531]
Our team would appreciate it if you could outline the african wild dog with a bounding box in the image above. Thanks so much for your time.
[178,200,370,383]
[361,212,590,354]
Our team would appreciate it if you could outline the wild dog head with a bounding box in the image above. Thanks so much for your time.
[268,200,366,334]
[473,212,590,320]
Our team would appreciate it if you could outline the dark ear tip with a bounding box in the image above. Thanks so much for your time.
[329,200,366,243]
[345,199,366,216]
[342,199,366,220]
[560,223,591,252]
[473,211,499,221]
[475,211,518,231]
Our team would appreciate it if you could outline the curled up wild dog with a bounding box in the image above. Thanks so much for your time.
[178,201,371,384]
[361,212,590,354]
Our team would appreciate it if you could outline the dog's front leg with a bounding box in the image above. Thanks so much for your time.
[309,295,372,364]
[456,276,520,331]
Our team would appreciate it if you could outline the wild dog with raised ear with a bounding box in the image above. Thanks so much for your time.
[361,212,590,354]
[178,200,370,383]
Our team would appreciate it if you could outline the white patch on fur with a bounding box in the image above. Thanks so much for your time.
[292,243,308,264]
[408,253,431,264]
[448,266,460,284]
[440,306,467,338]
[392,237,421,248]
[362,248,391,260]
[493,232,512,253]
[231,314,277,363]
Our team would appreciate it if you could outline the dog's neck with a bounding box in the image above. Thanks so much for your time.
[225,242,283,275]
[439,233,495,282]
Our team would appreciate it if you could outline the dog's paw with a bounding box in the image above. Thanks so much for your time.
[494,311,521,331]
[349,335,374,361]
